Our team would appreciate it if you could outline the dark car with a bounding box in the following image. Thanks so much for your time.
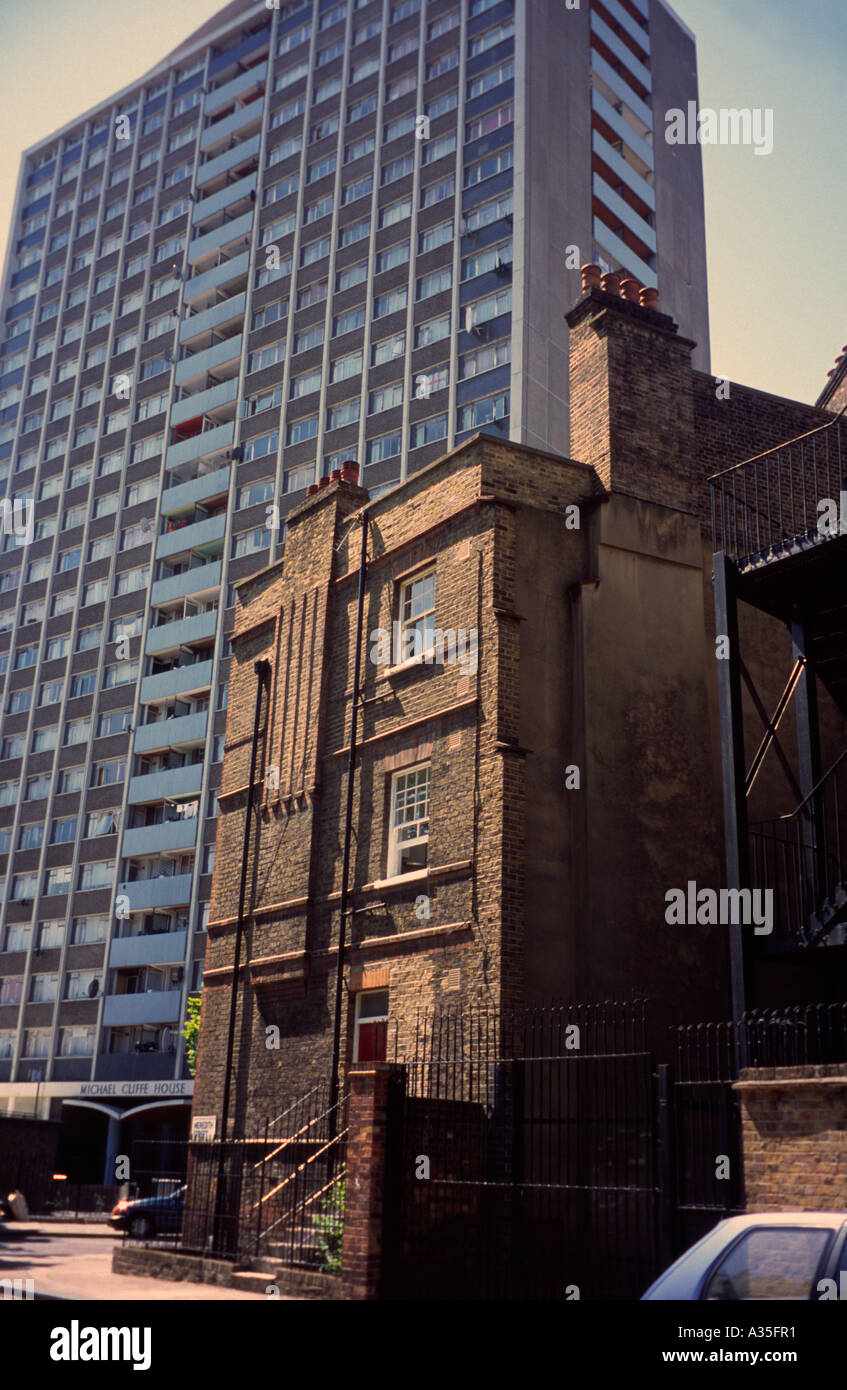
[110,1185,186,1239]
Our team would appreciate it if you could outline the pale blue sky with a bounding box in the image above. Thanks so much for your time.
[0,0,844,404]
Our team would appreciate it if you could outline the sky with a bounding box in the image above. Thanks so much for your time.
[0,0,844,405]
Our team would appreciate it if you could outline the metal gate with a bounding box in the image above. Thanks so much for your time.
[382,1001,847,1300]
[383,1001,664,1300]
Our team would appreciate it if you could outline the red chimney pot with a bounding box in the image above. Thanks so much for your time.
[580,262,602,292]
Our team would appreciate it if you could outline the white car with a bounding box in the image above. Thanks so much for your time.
[641,1212,847,1300]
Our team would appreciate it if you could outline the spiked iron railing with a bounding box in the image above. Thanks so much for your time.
[672,1003,847,1080]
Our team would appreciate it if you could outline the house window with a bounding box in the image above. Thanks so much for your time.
[398,569,436,657]
[353,989,389,1062]
[388,764,430,875]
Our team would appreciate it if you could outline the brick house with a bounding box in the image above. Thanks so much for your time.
[191,274,847,1138]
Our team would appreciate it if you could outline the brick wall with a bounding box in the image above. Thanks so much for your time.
[566,285,834,530]
[191,282,847,1145]
[735,1066,847,1210]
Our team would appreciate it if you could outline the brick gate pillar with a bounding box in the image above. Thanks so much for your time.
[341,1062,398,1300]
[734,1065,847,1210]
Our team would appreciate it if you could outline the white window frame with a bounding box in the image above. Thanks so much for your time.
[388,762,431,877]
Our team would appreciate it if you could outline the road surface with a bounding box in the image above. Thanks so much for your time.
[0,1225,267,1301]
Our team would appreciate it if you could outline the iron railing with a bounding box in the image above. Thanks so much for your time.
[750,750,847,945]
[672,1003,847,1081]
[709,411,845,564]
[383,999,660,1299]
[124,1083,348,1270]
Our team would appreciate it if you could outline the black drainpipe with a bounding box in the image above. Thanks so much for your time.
[329,510,369,1129]
[214,657,270,1251]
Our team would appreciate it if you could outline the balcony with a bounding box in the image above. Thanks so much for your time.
[593,175,656,254]
[170,378,238,428]
[117,875,193,913]
[109,931,188,970]
[165,420,235,471]
[208,27,269,81]
[592,132,655,212]
[146,608,219,659]
[128,763,204,806]
[204,64,268,119]
[200,97,264,154]
[139,659,214,705]
[590,11,651,92]
[196,133,261,188]
[156,512,226,562]
[134,710,208,755]
[184,253,250,310]
[94,1052,182,1082]
[122,817,199,859]
[161,464,231,516]
[592,218,656,287]
[193,171,258,229]
[590,50,653,131]
[179,293,246,349]
[175,336,242,390]
[591,89,654,171]
[150,560,222,608]
[102,989,183,1027]
[601,0,650,54]
[187,211,254,269]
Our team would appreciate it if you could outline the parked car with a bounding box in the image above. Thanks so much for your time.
[110,1185,186,1239]
[642,1211,847,1300]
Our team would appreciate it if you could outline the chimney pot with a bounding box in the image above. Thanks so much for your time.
[600,272,621,297]
[580,262,602,292]
[620,277,640,303]
[307,483,319,496]
[639,286,659,312]
[340,460,360,485]
[318,476,330,489]
[330,469,342,482]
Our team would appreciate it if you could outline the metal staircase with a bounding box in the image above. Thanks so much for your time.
[750,751,847,947]
[709,411,847,1008]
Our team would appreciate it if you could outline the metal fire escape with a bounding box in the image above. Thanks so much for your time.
[710,412,847,1016]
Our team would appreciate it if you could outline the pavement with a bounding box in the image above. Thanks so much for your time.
[0,1225,269,1300]
[1,1221,114,1240]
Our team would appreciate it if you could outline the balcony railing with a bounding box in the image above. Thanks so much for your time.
[710,413,846,566]
[750,750,847,947]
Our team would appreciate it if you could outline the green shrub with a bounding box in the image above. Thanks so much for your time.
[311,1175,345,1273]
[181,994,202,1077]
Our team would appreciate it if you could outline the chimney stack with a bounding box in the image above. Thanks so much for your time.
[565,275,697,510]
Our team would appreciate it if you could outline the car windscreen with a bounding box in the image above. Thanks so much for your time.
[703,1226,834,1300]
